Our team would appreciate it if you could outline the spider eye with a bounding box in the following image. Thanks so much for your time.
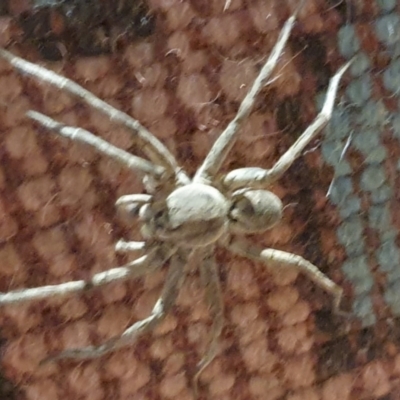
[229,189,283,234]
[154,209,168,227]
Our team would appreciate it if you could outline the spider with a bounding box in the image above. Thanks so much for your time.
[0,4,351,394]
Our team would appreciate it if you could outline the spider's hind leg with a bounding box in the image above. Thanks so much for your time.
[42,249,187,363]
[0,246,170,305]
[226,238,345,315]
[193,248,224,396]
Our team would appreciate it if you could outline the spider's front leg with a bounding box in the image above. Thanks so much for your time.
[226,238,345,315]
[222,59,353,191]
[42,249,188,363]
[194,1,306,183]
[0,48,191,186]
[0,48,190,184]
[27,111,166,180]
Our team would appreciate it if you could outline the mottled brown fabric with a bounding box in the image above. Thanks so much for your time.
[0,1,399,399]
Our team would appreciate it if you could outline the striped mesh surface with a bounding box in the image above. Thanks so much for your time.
[0,0,400,399]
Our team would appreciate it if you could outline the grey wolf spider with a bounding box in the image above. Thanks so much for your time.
[0,5,351,393]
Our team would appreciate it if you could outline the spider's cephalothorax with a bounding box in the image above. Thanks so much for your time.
[0,3,352,396]
[139,183,230,246]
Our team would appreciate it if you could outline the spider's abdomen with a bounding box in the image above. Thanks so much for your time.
[140,184,229,247]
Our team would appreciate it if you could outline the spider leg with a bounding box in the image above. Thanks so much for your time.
[194,248,224,396]
[115,240,146,253]
[115,194,152,218]
[115,194,152,207]
[226,238,344,315]
[41,249,187,363]
[27,111,165,179]
[0,48,189,184]
[194,0,306,183]
[0,245,174,305]
[222,59,353,191]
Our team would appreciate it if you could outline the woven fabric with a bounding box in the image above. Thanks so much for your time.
[0,1,399,399]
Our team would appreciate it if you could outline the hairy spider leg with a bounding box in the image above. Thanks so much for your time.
[222,59,353,191]
[193,248,224,396]
[227,238,344,315]
[41,250,188,363]
[0,48,189,185]
[115,240,146,253]
[194,0,306,183]
[27,110,164,179]
[0,246,174,305]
